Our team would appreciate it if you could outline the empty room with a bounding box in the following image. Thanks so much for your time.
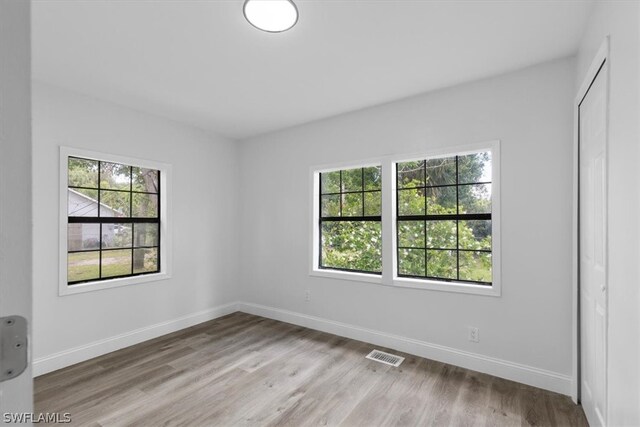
[0,0,639,425]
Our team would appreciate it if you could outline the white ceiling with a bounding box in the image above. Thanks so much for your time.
[32,0,593,140]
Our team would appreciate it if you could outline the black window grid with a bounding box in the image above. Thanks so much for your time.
[319,167,382,275]
[396,155,492,285]
[67,157,161,285]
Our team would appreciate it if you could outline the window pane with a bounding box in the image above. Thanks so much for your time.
[459,184,492,214]
[134,223,159,247]
[99,190,130,217]
[321,221,381,273]
[426,186,457,214]
[101,249,133,278]
[68,251,100,283]
[132,193,158,218]
[397,221,425,248]
[427,250,457,280]
[68,223,100,251]
[398,248,425,276]
[100,162,131,190]
[459,251,492,283]
[398,188,424,216]
[426,221,457,249]
[393,150,494,285]
[342,193,363,217]
[363,191,381,216]
[68,188,99,217]
[67,155,162,285]
[397,161,425,188]
[132,167,159,193]
[425,157,456,186]
[68,157,98,188]
[321,171,340,194]
[321,195,340,217]
[459,151,491,184]
[459,220,492,250]
[342,168,363,192]
[101,223,132,249]
[133,248,158,274]
[363,166,382,191]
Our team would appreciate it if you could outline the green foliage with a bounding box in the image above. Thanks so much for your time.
[68,158,98,188]
[321,171,340,193]
[67,248,158,283]
[321,222,381,273]
[110,224,132,248]
[320,166,382,218]
[68,158,158,217]
[397,220,492,282]
[67,249,132,282]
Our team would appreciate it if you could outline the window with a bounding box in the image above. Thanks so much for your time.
[319,166,382,274]
[311,141,500,296]
[60,147,171,295]
[396,152,492,284]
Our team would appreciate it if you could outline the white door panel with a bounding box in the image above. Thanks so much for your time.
[579,61,608,427]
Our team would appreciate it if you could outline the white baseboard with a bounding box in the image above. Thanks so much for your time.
[33,302,239,377]
[237,302,572,396]
[34,300,572,396]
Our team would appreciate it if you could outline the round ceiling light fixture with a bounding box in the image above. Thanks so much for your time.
[243,0,298,33]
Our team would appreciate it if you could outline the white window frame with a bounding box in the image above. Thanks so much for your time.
[59,146,172,296]
[309,158,385,285]
[310,140,501,297]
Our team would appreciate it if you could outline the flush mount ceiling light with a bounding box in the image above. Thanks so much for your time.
[243,0,298,33]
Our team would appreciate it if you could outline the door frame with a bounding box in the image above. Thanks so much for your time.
[0,0,33,416]
[572,37,610,406]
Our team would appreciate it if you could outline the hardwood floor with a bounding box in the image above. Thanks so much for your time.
[35,312,587,426]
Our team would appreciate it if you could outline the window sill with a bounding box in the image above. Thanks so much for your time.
[309,268,500,297]
[392,277,501,297]
[309,269,383,285]
[59,272,170,296]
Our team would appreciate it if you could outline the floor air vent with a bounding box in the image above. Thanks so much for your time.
[365,349,404,367]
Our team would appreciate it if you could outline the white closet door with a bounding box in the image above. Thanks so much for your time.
[579,60,608,427]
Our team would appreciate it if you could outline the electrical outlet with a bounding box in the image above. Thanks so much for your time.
[305,290,311,302]
[468,327,479,343]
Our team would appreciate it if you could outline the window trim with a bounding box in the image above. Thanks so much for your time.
[310,140,501,297]
[59,146,173,296]
[395,154,492,286]
[310,159,385,285]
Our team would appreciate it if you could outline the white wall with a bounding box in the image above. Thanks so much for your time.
[32,82,241,373]
[576,2,640,425]
[238,58,576,392]
[0,0,33,413]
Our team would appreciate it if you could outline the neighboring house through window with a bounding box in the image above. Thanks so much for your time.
[60,147,171,295]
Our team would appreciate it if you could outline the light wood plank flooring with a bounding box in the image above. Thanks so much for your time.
[35,312,587,426]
